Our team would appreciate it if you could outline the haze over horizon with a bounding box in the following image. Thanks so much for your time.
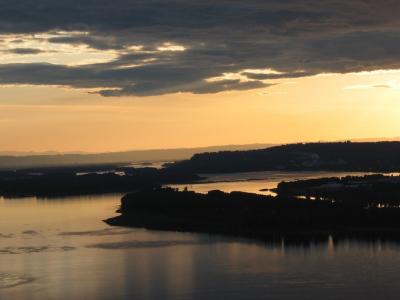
[3,137,400,156]
[0,142,274,156]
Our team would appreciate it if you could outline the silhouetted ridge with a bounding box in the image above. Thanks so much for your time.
[167,142,400,173]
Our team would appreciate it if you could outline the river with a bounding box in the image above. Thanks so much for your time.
[2,171,400,299]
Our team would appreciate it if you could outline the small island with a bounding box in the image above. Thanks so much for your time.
[106,175,400,241]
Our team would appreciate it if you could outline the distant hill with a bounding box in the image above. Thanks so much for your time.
[167,142,400,173]
[0,151,88,156]
[0,143,273,170]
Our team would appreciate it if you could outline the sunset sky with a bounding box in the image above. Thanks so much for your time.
[1,1,400,152]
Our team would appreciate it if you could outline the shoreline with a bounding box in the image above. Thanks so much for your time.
[105,213,400,244]
[105,183,400,244]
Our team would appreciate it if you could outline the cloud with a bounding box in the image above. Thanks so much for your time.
[5,48,45,55]
[0,1,400,96]
[372,84,392,89]
[345,80,400,90]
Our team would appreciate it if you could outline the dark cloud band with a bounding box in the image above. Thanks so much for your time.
[0,0,399,96]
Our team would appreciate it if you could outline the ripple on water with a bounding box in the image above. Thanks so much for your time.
[0,233,13,238]
[0,246,76,255]
[86,239,219,249]
[59,227,134,236]
[0,274,35,288]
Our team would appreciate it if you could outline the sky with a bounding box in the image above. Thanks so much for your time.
[1,0,400,152]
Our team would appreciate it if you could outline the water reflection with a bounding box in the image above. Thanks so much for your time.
[169,171,400,196]
[3,174,400,299]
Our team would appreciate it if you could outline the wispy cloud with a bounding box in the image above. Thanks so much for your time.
[345,80,400,90]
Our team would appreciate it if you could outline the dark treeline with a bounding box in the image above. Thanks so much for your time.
[17,163,124,175]
[0,167,199,198]
[276,174,400,208]
[166,142,400,173]
[106,179,400,241]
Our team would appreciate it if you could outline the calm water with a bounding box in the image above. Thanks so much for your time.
[169,171,394,195]
[2,171,400,299]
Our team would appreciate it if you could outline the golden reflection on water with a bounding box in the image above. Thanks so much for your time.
[169,171,400,195]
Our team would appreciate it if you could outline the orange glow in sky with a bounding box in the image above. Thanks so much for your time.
[1,70,400,152]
